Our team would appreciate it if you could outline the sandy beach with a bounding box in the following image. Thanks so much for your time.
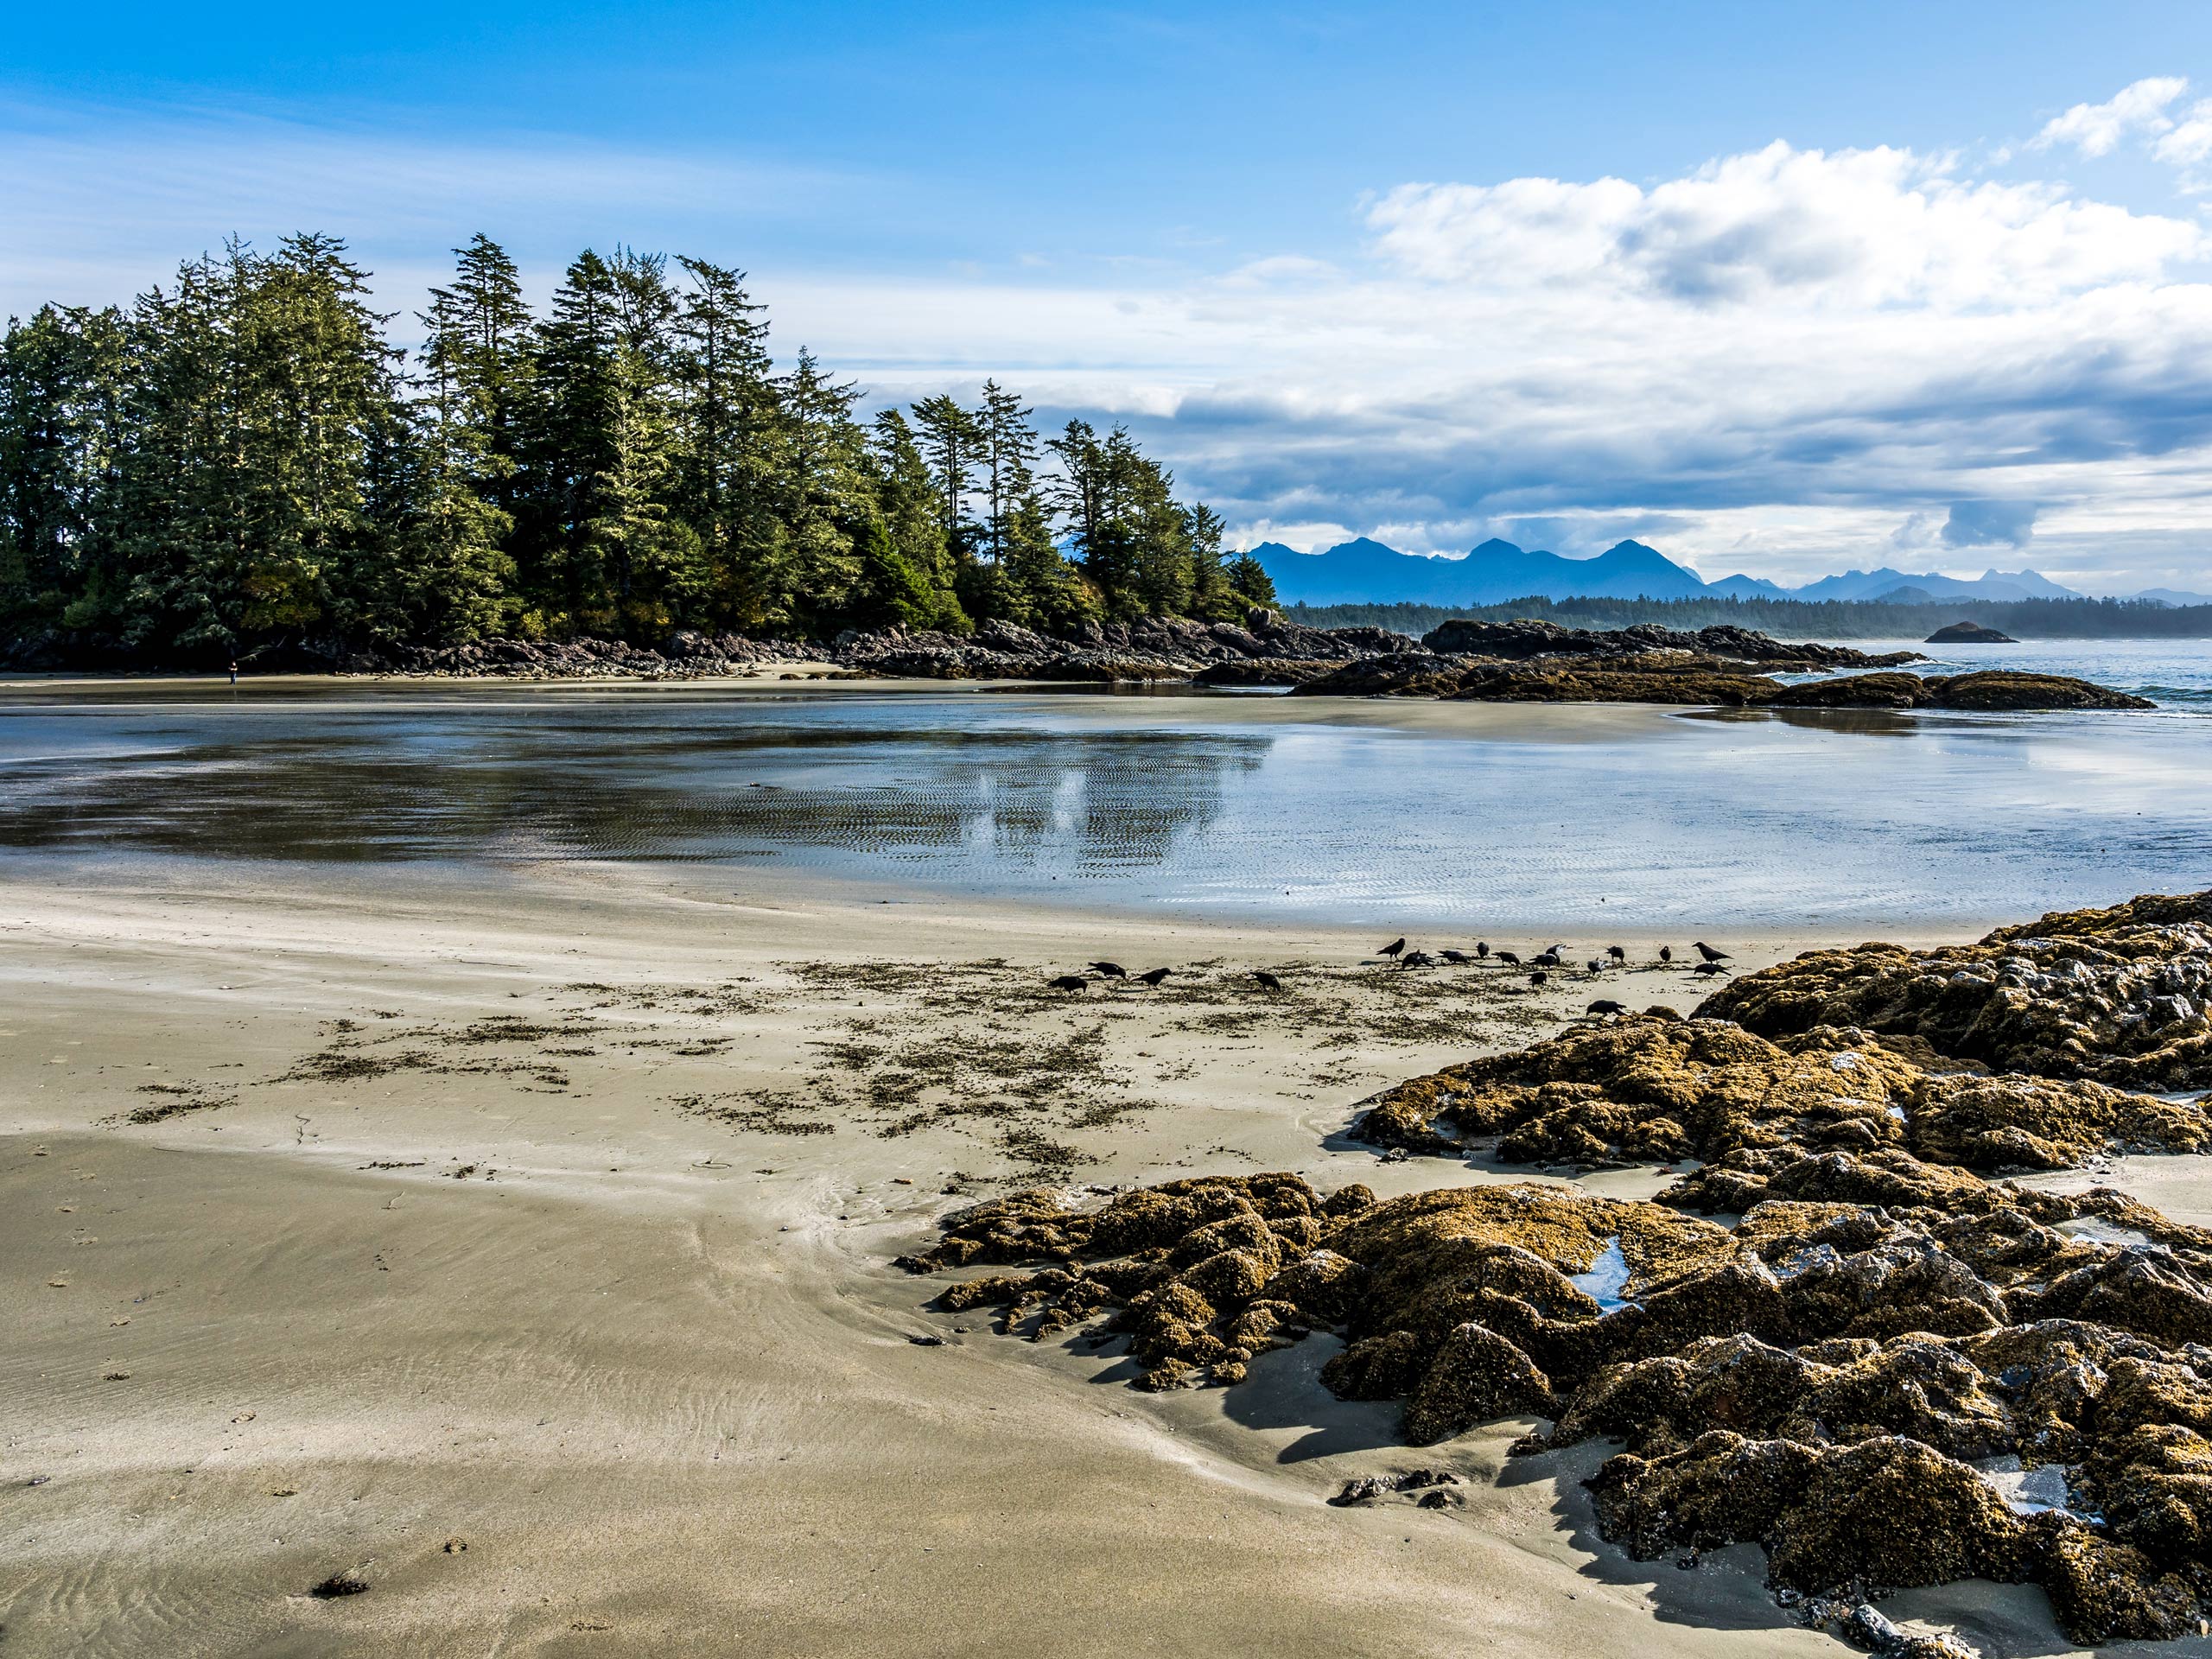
[3,676,2208,1657]
[0,852,1959,1659]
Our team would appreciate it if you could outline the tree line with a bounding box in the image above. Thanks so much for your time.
[0,234,1277,663]
[1289,593,2212,641]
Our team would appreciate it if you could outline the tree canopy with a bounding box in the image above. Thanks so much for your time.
[0,234,1270,663]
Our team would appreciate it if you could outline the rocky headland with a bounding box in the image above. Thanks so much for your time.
[897,889,2212,1647]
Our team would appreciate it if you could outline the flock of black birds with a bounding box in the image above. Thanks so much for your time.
[1044,938,1734,1002]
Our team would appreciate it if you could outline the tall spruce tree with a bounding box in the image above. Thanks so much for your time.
[670,257,781,629]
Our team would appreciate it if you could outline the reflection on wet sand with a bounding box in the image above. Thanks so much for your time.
[1,686,2208,928]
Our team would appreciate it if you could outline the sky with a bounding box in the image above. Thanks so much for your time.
[10,1,2212,594]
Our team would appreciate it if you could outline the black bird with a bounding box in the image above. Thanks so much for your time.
[1400,950,1434,969]
[1495,950,1522,966]
[1607,945,1626,963]
[1136,967,1173,988]
[1475,942,1490,959]
[1252,970,1284,992]
[1048,974,1090,993]
[1528,970,1548,988]
[1440,949,1473,963]
[1586,958,1605,976]
[1586,998,1627,1016]
[1089,960,1127,979]
[1532,950,1562,968]
[1377,938,1407,960]
[1694,942,1732,964]
[1659,945,1674,963]
[1693,962,1731,977]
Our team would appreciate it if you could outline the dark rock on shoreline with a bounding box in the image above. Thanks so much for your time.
[1191,657,1351,687]
[1421,617,1916,669]
[1927,622,2018,644]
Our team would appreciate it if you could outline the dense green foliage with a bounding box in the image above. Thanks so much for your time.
[0,235,1272,663]
[1290,593,2212,641]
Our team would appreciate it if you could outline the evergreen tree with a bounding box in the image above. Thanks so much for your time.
[409,279,518,640]
[0,303,127,632]
[771,349,868,632]
[1224,548,1278,609]
[868,409,966,630]
[671,256,780,627]
[908,394,982,561]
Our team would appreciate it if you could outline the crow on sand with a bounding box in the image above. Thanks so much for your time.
[1694,942,1732,963]
[1252,970,1284,992]
[1440,949,1473,963]
[1528,969,1548,988]
[1586,998,1627,1015]
[1495,950,1522,966]
[1475,942,1490,959]
[1089,961,1127,979]
[1693,962,1731,977]
[1400,950,1434,969]
[1136,968,1173,988]
[1377,938,1407,960]
[1659,946,1674,963]
[1607,945,1627,963]
[1048,974,1090,993]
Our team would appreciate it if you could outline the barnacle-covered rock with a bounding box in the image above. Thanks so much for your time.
[1700,890,2212,1090]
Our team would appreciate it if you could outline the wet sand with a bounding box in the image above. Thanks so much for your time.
[3,862,2199,1654]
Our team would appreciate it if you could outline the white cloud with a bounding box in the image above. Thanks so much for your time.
[2031,76,2189,157]
[1366,142,2204,307]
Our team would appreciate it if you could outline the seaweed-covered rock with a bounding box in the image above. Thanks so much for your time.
[1700,889,2212,1090]
[1347,1014,2203,1172]
[1287,652,1471,697]
[1402,1321,1559,1443]
[1191,657,1349,687]
[1418,618,1916,669]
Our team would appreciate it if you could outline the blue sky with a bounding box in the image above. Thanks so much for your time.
[11,2,2212,591]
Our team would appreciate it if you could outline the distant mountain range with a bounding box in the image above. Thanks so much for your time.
[1245,537,2198,608]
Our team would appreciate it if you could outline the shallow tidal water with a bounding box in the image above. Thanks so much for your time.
[3,676,2209,931]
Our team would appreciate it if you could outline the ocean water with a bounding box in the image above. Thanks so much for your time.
[2,666,2207,932]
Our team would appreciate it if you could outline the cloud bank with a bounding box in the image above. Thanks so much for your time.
[7,86,2212,592]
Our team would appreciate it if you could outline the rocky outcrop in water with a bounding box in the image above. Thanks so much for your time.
[1926,622,2018,644]
[1420,618,1917,669]
[1699,891,2212,1091]
[1286,654,2153,711]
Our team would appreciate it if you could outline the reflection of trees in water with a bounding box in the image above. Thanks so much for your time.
[0,720,1274,876]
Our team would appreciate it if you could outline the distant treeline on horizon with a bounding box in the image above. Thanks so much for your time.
[0,233,1276,665]
[1290,593,2212,640]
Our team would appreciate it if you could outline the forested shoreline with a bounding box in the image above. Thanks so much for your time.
[0,234,1276,667]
